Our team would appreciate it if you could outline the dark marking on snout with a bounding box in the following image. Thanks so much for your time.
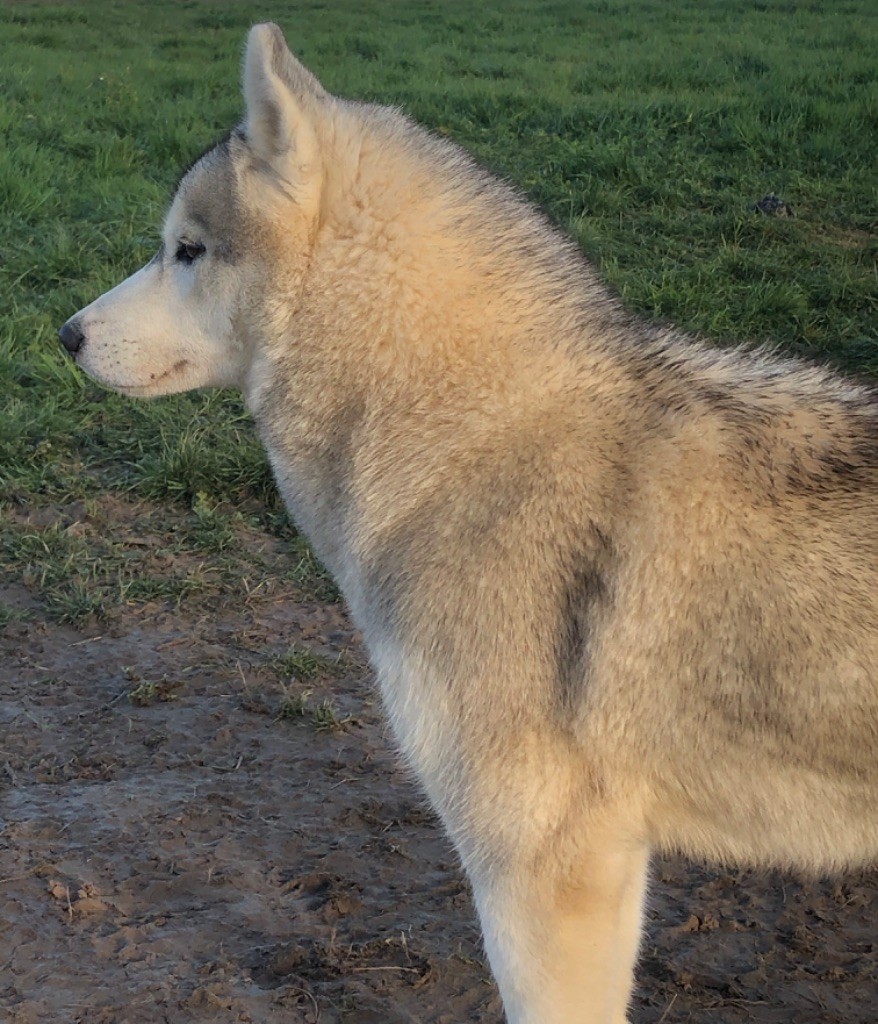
[59,319,85,355]
[149,359,191,385]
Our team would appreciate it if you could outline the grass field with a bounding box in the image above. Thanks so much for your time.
[2,7,877,1020]
[1,0,876,609]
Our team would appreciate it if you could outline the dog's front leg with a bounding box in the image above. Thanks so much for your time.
[470,837,649,1024]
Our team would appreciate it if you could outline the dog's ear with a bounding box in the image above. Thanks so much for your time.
[243,23,324,178]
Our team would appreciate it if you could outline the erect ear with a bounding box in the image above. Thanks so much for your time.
[243,23,324,176]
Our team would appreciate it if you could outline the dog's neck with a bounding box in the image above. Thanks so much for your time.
[240,115,634,625]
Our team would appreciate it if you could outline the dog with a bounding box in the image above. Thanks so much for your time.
[59,24,877,1023]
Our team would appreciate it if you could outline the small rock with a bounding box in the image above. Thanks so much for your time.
[753,193,794,217]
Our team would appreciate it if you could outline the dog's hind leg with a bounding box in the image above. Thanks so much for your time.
[471,834,649,1024]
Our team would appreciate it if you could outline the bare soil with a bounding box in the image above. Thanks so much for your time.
[1,498,875,1023]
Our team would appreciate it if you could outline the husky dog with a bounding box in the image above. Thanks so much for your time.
[59,24,877,1024]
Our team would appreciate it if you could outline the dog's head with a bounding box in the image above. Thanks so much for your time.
[59,24,328,397]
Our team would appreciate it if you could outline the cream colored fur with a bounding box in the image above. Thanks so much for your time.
[61,24,878,1023]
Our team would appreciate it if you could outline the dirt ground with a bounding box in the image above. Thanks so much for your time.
[1,498,875,1024]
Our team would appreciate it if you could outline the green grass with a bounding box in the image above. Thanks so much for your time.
[0,512,216,625]
[270,643,352,689]
[126,669,184,707]
[277,685,352,732]
[0,498,336,628]
[1,0,876,525]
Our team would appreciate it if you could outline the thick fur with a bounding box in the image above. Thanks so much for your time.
[61,24,877,1023]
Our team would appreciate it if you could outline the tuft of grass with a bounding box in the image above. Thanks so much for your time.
[45,579,106,627]
[0,499,289,625]
[311,697,351,733]
[284,537,341,603]
[271,644,347,683]
[0,601,26,628]
[4,522,108,626]
[276,684,351,732]
[277,686,312,722]
[187,492,239,555]
[126,669,184,707]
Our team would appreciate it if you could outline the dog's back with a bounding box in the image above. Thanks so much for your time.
[572,337,878,869]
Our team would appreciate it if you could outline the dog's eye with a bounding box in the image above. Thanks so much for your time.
[174,241,206,265]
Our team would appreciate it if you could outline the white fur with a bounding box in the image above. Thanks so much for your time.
[71,226,244,398]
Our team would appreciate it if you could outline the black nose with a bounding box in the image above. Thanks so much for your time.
[59,320,85,355]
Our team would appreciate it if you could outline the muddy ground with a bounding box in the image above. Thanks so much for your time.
[1,498,875,1023]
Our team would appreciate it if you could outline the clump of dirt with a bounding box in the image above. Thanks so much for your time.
[0,498,875,1023]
